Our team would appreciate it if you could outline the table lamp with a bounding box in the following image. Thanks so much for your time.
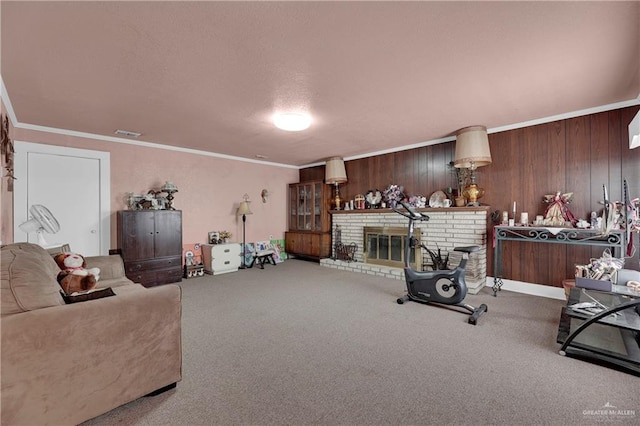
[161,181,178,210]
[325,157,348,210]
[453,126,492,206]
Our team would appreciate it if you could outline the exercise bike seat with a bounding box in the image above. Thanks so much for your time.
[453,245,480,253]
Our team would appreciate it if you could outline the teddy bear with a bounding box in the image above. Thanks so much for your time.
[53,252,100,294]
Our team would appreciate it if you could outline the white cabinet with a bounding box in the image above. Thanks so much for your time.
[202,243,241,275]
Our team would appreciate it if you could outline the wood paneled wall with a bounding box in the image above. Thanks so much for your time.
[300,105,640,288]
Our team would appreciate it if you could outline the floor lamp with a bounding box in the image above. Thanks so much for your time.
[237,194,253,269]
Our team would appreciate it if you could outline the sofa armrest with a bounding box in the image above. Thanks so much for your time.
[85,254,134,287]
[1,284,182,426]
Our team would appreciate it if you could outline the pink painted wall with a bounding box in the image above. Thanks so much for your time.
[1,123,299,250]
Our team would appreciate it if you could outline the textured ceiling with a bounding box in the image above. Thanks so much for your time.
[2,1,639,167]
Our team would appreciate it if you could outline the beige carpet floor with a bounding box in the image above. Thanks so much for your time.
[82,260,639,425]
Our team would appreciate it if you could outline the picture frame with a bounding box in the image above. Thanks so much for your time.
[208,231,220,244]
[155,195,168,210]
[255,240,269,252]
[242,242,255,266]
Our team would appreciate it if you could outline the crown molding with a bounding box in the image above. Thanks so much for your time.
[487,98,640,135]
[0,76,18,126]
[0,74,297,170]
[299,98,640,168]
[15,122,299,169]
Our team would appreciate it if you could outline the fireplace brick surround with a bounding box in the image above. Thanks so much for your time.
[320,207,490,294]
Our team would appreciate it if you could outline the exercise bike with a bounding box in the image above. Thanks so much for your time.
[394,201,488,325]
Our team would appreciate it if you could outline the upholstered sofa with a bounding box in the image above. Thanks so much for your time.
[1,243,182,425]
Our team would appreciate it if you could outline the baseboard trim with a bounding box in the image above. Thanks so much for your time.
[486,277,566,300]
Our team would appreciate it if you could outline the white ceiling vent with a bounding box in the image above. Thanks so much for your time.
[114,129,142,138]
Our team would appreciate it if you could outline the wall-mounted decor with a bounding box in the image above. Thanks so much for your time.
[1,114,15,191]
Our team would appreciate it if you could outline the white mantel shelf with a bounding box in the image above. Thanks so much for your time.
[329,206,491,214]
[322,206,491,294]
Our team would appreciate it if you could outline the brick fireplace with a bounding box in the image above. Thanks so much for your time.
[363,226,422,270]
[320,207,490,294]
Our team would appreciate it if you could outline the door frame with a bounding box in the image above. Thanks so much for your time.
[13,141,111,255]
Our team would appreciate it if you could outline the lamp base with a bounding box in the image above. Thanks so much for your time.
[166,193,176,210]
[463,183,485,207]
[334,194,342,210]
[333,183,343,210]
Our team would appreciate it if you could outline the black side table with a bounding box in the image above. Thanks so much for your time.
[557,286,640,375]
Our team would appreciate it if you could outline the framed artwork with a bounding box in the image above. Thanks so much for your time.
[255,240,270,252]
[268,241,283,263]
[241,243,255,266]
[270,239,286,262]
[183,243,203,266]
[208,231,220,244]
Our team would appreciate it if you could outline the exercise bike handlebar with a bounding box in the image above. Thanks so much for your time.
[392,200,430,221]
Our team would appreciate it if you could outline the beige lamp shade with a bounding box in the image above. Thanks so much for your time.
[237,200,253,216]
[160,181,178,193]
[453,125,492,168]
[325,157,347,184]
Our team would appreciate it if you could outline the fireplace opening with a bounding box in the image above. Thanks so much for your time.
[364,227,421,269]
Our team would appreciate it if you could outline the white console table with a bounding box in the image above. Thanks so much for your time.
[493,226,625,296]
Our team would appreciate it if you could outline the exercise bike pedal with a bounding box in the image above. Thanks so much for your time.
[453,245,480,254]
[397,294,410,305]
[467,303,488,325]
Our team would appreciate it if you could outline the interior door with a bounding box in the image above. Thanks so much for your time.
[14,142,110,256]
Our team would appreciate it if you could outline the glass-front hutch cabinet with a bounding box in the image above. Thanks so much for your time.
[285,180,331,259]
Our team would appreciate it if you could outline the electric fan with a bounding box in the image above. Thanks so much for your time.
[18,204,61,246]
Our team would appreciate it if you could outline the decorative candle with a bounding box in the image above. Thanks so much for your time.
[520,212,528,225]
[512,201,516,218]
[502,211,508,224]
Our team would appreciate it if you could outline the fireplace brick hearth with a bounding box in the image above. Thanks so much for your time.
[321,207,490,294]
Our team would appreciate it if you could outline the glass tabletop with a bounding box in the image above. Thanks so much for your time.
[566,287,640,332]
